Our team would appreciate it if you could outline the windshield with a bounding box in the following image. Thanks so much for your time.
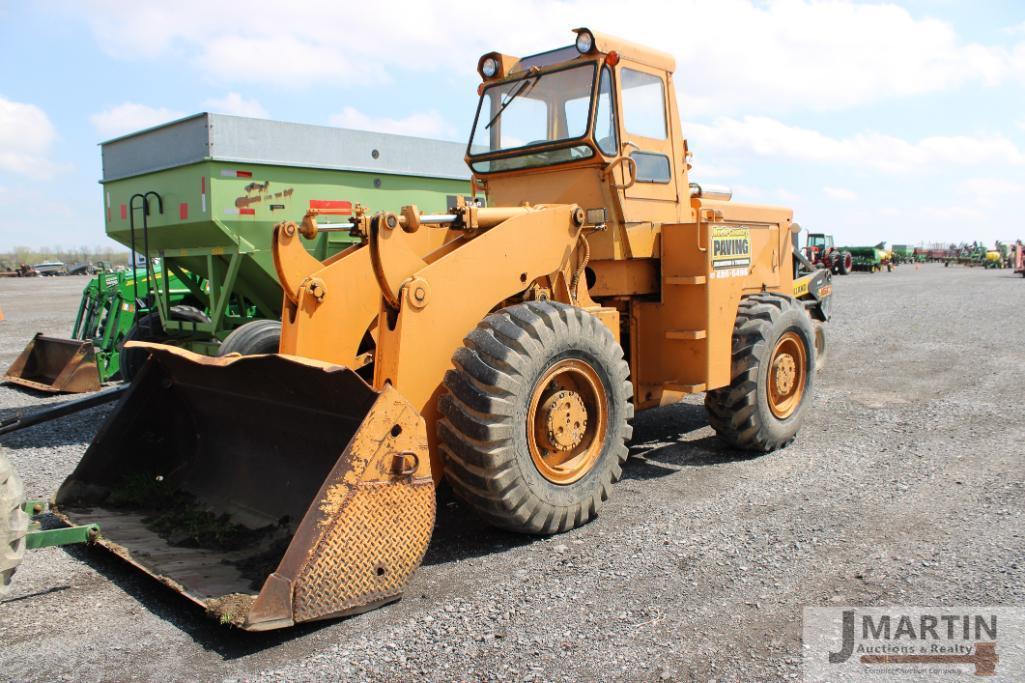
[469,62,598,173]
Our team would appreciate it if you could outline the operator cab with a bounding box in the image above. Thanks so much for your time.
[468,46,615,173]
[467,28,691,231]
[807,234,833,252]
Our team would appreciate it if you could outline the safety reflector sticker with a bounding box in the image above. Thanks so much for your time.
[309,199,352,214]
[711,225,752,269]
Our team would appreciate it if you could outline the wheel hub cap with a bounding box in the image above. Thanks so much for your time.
[527,359,608,485]
[540,390,588,451]
[767,331,807,420]
[773,354,797,396]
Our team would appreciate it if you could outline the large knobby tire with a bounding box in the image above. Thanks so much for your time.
[705,294,816,452]
[218,320,282,356]
[119,305,212,381]
[438,302,633,535]
[813,321,828,373]
[1,452,29,596]
[838,252,853,275]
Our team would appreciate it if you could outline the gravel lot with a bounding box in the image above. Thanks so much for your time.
[1,265,1023,682]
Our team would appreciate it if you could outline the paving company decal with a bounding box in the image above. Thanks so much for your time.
[711,226,752,270]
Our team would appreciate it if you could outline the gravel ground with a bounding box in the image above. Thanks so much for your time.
[0,265,1023,682]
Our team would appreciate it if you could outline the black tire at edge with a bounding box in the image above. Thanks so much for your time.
[218,319,282,356]
[118,305,213,382]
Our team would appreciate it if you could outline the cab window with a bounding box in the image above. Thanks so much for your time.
[631,152,671,183]
[491,97,547,150]
[593,67,618,155]
[620,68,666,140]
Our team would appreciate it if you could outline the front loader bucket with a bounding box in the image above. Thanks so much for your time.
[54,345,435,631]
[3,333,101,393]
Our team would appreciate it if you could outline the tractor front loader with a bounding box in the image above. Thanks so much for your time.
[3,266,192,393]
[38,28,832,630]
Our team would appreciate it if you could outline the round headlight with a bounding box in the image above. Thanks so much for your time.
[482,57,499,78]
[575,31,594,54]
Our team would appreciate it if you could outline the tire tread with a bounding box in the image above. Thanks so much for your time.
[439,302,632,535]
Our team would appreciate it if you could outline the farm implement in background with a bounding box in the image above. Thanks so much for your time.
[3,115,473,393]
[837,243,893,272]
[3,266,192,392]
[804,232,852,275]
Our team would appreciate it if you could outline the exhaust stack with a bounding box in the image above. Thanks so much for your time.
[689,183,733,201]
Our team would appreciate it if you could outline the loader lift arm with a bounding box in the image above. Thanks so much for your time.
[274,202,591,480]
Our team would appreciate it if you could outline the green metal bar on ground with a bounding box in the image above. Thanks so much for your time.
[25,524,100,550]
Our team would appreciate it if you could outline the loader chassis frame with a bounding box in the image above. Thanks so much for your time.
[44,28,825,632]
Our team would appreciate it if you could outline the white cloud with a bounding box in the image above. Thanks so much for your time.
[1004,21,1025,36]
[823,187,857,201]
[329,106,457,140]
[774,188,802,204]
[89,103,184,139]
[690,162,740,180]
[729,184,765,201]
[960,177,1025,195]
[199,35,389,88]
[65,0,1025,113]
[202,92,268,118]
[676,1,1020,115]
[689,116,1025,174]
[0,97,69,180]
[957,177,1025,208]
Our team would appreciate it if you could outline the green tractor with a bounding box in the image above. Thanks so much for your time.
[69,264,198,383]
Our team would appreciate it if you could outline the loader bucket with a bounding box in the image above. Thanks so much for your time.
[54,344,435,631]
[3,334,101,393]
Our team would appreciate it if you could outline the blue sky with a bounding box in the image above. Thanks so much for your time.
[1,0,1024,251]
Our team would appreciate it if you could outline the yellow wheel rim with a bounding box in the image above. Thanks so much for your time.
[527,359,608,485]
[767,331,807,419]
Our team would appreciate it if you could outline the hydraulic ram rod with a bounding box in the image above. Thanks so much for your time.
[316,208,532,234]
[316,214,457,232]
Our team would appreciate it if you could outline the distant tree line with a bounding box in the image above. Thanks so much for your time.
[0,245,130,268]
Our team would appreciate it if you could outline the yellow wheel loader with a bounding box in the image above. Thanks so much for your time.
[47,29,832,630]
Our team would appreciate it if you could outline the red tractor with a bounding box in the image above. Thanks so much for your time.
[805,233,853,275]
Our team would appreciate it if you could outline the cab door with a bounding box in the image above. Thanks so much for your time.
[616,64,678,221]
